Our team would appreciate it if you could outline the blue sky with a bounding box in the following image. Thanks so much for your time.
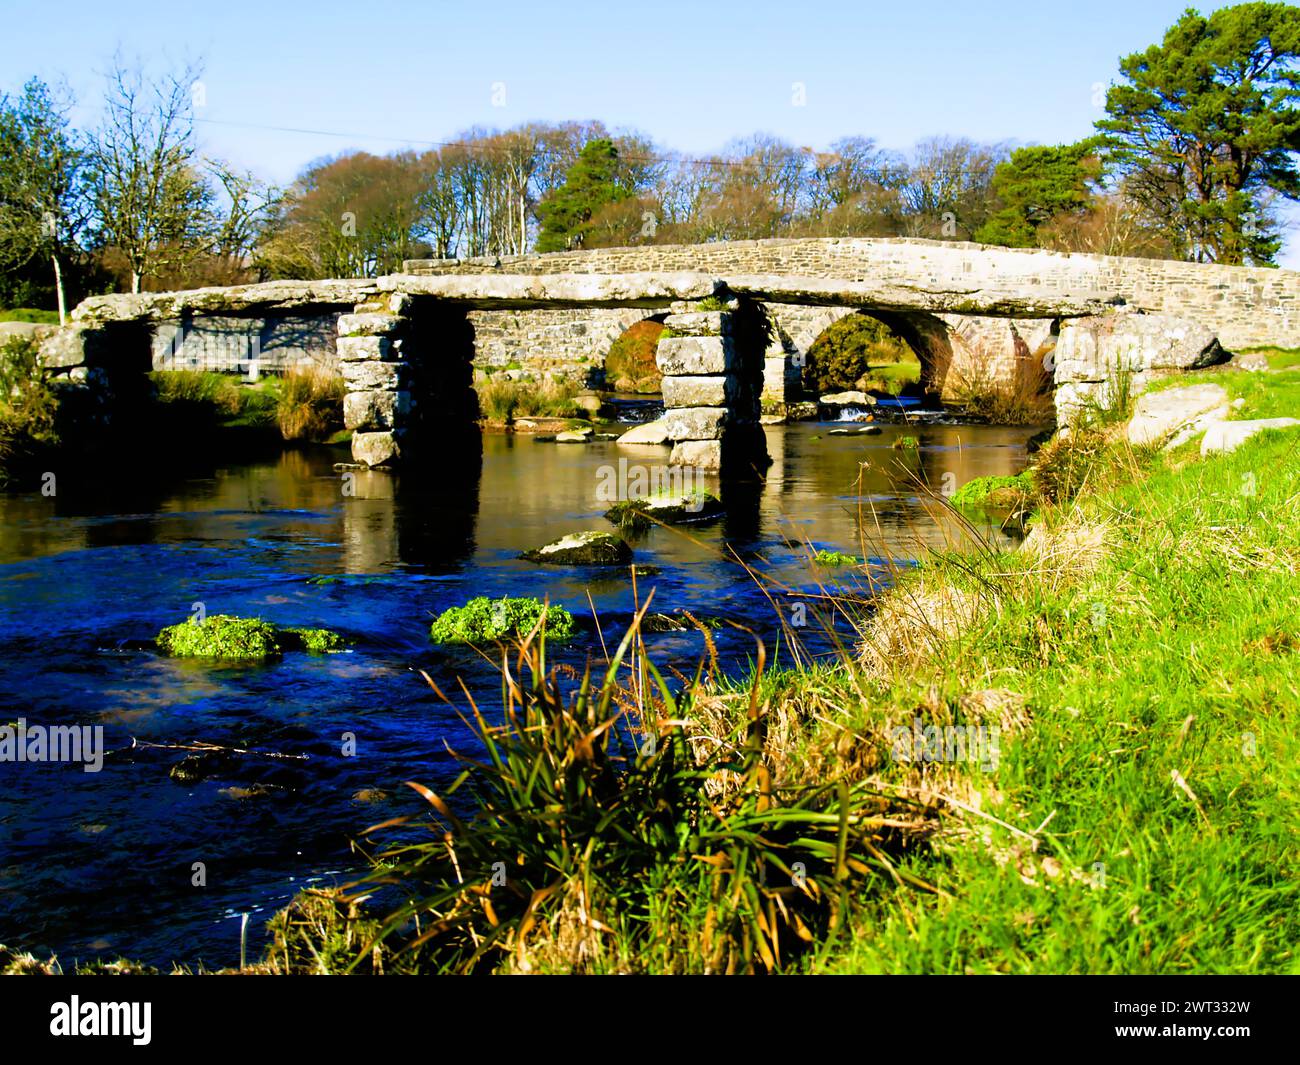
[3,0,1296,264]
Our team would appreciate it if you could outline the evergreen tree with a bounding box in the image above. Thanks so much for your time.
[1097,2,1300,265]
[535,138,630,252]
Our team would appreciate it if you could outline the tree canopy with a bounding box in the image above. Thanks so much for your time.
[1098,2,1300,265]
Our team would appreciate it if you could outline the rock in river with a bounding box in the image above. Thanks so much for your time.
[521,531,633,565]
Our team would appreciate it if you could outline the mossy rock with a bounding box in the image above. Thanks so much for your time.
[430,596,577,644]
[605,491,725,532]
[156,615,346,658]
[949,472,1036,511]
[811,549,859,568]
[520,531,632,566]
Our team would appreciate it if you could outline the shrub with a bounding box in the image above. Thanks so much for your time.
[0,335,59,487]
[604,319,665,393]
[430,596,577,644]
[277,364,344,441]
[1031,426,1114,505]
[291,622,898,974]
[946,352,1055,425]
[805,314,916,394]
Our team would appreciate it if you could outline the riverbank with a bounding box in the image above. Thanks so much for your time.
[1,357,1295,974]
[163,354,1281,975]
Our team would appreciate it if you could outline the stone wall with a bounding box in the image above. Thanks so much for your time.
[151,313,342,373]
[406,236,1300,351]
[465,306,656,385]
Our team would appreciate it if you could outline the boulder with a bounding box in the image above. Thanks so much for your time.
[605,491,725,530]
[1200,418,1300,456]
[1053,312,1225,383]
[521,531,632,565]
[616,421,670,445]
[820,390,877,408]
[1126,384,1229,448]
[572,393,607,417]
[555,428,594,443]
[669,440,723,470]
[1229,352,1270,373]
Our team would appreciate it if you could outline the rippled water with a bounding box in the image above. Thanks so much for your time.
[0,420,1036,967]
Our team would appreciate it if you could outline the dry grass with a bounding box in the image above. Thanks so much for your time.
[277,364,344,441]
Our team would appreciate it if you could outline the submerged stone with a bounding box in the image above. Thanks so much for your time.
[604,491,725,531]
[520,531,633,565]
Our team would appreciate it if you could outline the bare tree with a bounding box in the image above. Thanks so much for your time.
[89,56,214,292]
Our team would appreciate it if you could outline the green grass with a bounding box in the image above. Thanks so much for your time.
[0,308,59,324]
[819,424,1300,973]
[1142,363,1300,422]
[949,471,1035,511]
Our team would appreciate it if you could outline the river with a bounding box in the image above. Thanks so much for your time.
[0,417,1037,967]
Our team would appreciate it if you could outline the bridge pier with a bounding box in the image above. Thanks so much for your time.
[339,294,478,468]
[656,298,770,477]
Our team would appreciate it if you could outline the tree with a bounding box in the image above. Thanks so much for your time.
[898,137,1007,239]
[974,139,1104,247]
[0,79,88,321]
[258,151,427,279]
[88,57,215,292]
[535,138,631,251]
[1098,3,1300,265]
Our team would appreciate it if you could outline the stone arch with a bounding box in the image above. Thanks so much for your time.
[602,312,669,394]
[789,306,951,398]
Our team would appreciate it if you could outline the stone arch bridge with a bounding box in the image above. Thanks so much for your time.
[52,237,1300,473]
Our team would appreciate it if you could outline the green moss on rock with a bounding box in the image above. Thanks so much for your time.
[156,615,346,658]
[604,491,724,532]
[430,596,577,644]
[949,471,1036,511]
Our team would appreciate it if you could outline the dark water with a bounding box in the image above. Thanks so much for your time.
[0,420,1036,968]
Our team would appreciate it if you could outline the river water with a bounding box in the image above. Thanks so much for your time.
[0,418,1036,967]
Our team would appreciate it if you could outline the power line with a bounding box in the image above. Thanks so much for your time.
[192,115,861,172]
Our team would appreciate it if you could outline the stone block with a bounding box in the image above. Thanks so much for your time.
[660,407,728,441]
[337,335,393,362]
[661,311,731,337]
[661,374,735,408]
[352,430,403,468]
[337,313,405,338]
[669,439,722,470]
[344,389,410,431]
[656,335,733,375]
[341,360,404,390]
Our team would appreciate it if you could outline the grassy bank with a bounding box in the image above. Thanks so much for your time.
[234,362,1296,974]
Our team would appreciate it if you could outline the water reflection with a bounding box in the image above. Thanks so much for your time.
[0,418,1038,968]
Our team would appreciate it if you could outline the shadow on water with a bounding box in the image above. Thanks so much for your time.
[0,418,1039,968]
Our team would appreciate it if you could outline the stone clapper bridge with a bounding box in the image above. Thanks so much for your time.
[51,237,1300,473]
